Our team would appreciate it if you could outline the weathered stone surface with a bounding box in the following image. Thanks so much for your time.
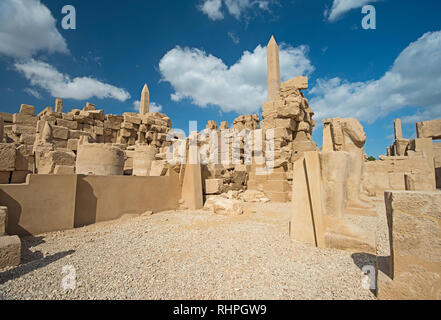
[150,160,168,176]
[38,150,76,174]
[281,76,308,91]
[0,206,7,236]
[240,190,270,202]
[19,104,35,116]
[15,144,34,171]
[11,170,30,183]
[76,144,125,176]
[54,165,75,175]
[203,196,243,216]
[379,191,441,300]
[0,235,21,268]
[204,178,223,195]
[0,171,10,184]
[417,119,441,139]
[12,114,38,126]
[51,125,69,140]
[0,143,16,171]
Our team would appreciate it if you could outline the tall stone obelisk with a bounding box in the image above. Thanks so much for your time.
[267,35,281,101]
[139,84,150,115]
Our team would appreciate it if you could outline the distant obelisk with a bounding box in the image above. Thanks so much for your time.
[139,84,150,115]
[267,35,281,101]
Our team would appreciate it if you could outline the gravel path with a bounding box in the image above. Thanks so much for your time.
[0,201,388,300]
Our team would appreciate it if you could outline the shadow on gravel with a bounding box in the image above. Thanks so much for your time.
[0,250,75,285]
[20,236,46,264]
[351,253,390,276]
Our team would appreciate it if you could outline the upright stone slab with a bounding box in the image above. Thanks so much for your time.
[267,35,281,101]
[55,98,63,113]
[181,164,203,210]
[378,191,441,299]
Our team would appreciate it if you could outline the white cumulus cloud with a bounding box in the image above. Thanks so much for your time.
[15,59,131,102]
[158,43,314,114]
[132,100,163,113]
[0,0,68,58]
[199,0,272,20]
[309,31,441,124]
[325,0,381,22]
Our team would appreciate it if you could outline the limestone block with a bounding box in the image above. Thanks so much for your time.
[0,112,13,123]
[379,191,441,299]
[0,206,7,236]
[240,190,269,203]
[55,98,63,113]
[38,150,76,174]
[88,110,105,121]
[19,133,36,145]
[12,124,35,136]
[204,179,223,194]
[0,143,16,171]
[19,104,35,116]
[54,165,75,175]
[203,196,243,215]
[83,102,96,111]
[11,170,30,183]
[76,144,125,176]
[0,235,21,268]
[123,114,141,125]
[405,173,436,192]
[67,139,79,151]
[15,144,34,171]
[13,114,38,126]
[281,76,308,90]
[52,125,69,140]
[150,160,168,176]
[56,119,78,130]
[417,119,441,140]
[0,172,10,184]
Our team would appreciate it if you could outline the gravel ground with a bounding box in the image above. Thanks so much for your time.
[0,200,389,300]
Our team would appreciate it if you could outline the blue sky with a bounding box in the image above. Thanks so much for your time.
[1,0,440,157]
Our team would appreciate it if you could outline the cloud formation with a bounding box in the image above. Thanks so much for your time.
[15,60,131,102]
[159,43,314,114]
[0,0,68,58]
[309,31,441,123]
[199,0,272,20]
[325,0,381,22]
[132,100,163,113]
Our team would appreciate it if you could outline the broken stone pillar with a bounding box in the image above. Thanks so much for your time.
[132,145,157,176]
[55,98,63,113]
[378,191,441,299]
[394,119,403,140]
[139,84,150,115]
[416,119,441,139]
[76,144,125,176]
[290,151,376,253]
[267,35,281,101]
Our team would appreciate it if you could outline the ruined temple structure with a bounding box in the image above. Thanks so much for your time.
[1,35,440,300]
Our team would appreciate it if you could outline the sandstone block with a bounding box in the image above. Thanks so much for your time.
[417,119,441,140]
[54,165,75,175]
[203,196,243,215]
[204,179,223,194]
[0,235,21,268]
[0,172,10,184]
[12,113,38,127]
[56,119,78,130]
[67,139,79,151]
[150,161,168,176]
[51,126,69,140]
[0,143,16,171]
[15,144,34,171]
[11,170,30,183]
[12,124,35,135]
[38,150,76,174]
[0,206,7,236]
[281,76,308,90]
[19,104,35,116]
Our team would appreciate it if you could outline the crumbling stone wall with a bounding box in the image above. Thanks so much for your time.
[0,100,173,183]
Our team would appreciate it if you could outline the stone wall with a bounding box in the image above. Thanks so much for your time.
[378,191,441,299]
[0,172,182,236]
[0,101,173,183]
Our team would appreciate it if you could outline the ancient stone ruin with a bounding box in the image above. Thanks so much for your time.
[1,36,440,300]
